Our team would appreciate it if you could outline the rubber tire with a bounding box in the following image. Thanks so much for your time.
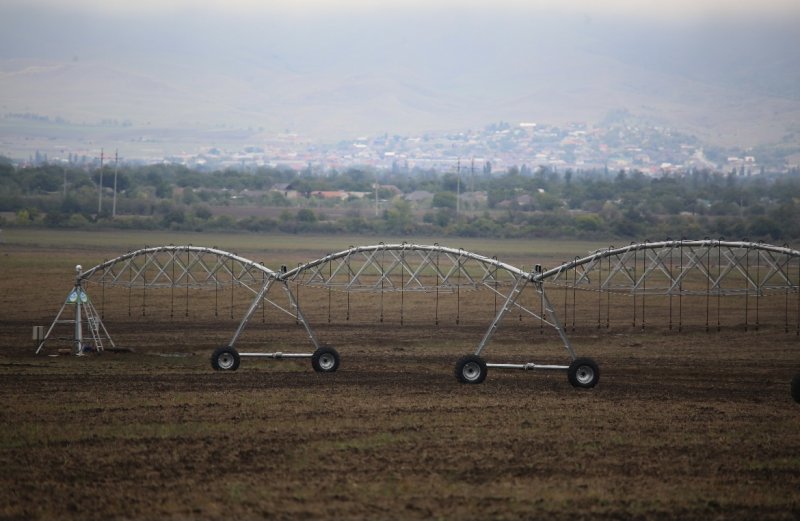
[454,354,488,384]
[568,357,600,388]
[791,373,800,404]
[211,346,240,371]
[311,346,340,373]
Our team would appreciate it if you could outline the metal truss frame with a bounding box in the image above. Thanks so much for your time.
[541,240,800,295]
[80,245,277,292]
[277,243,576,371]
[283,243,526,291]
[37,240,800,384]
[36,246,279,354]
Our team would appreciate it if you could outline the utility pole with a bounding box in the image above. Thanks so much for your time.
[112,150,119,218]
[470,157,475,193]
[97,148,104,215]
[374,170,379,217]
[456,158,461,220]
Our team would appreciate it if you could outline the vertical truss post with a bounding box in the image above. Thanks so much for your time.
[282,281,321,350]
[227,278,274,348]
[606,253,611,329]
[475,274,529,356]
[400,246,405,326]
[74,283,84,354]
[572,257,577,331]
[597,253,603,329]
[456,251,462,325]
[539,283,578,361]
[668,245,673,330]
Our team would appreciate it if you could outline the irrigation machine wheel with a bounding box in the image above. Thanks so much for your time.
[791,373,800,404]
[311,346,340,373]
[211,346,240,371]
[568,357,600,388]
[454,354,488,384]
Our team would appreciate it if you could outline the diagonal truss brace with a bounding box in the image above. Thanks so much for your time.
[543,240,800,296]
[474,275,577,361]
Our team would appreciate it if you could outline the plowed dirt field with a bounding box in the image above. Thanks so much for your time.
[1,234,799,520]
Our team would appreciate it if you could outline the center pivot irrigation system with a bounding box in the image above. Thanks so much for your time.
[36,240,800,387]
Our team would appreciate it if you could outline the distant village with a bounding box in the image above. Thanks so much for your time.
[163,121,769,176]
[17,119,786,177]
[5,115,800,241]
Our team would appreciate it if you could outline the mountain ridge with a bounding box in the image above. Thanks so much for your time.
[1,7,799,147]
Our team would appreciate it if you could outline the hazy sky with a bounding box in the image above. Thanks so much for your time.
[5,0,800,17]
[1,0,798,145]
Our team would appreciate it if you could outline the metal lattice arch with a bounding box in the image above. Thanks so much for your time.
[541,240,800,296]
[36,240,800,386]
[35,246,277,355]
[79,245,278,290]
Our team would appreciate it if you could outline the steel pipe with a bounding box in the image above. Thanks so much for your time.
[238,352,313,359]
[486,363,569,371]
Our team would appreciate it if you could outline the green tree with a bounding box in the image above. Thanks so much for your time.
[181,189,197,205]
[162,207,186,227]
[155,182,172,199]
[432,191,457,209]
[296,209,317,223]
[194,205,213,221]
[384,199,414,233]
[534,191,562,211]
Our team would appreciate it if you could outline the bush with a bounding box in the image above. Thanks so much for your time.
[296,209,317,223]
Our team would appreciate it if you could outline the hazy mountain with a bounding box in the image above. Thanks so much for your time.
[1,4,799,147]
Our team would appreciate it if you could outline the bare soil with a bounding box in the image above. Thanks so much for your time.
[1,241,799,520]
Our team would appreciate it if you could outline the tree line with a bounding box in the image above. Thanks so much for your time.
[1,156,799,241]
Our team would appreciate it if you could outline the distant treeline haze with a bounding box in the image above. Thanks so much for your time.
[1,158,799,241]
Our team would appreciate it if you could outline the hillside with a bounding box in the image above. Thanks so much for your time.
[1,5,799,148]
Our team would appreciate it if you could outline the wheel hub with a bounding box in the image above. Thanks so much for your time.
[319,353,335,371]
[576,366,594,385]
[218,353,235,370]
[462,362,481,381]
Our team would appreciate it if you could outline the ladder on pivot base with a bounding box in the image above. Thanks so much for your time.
[36,284,116,355]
